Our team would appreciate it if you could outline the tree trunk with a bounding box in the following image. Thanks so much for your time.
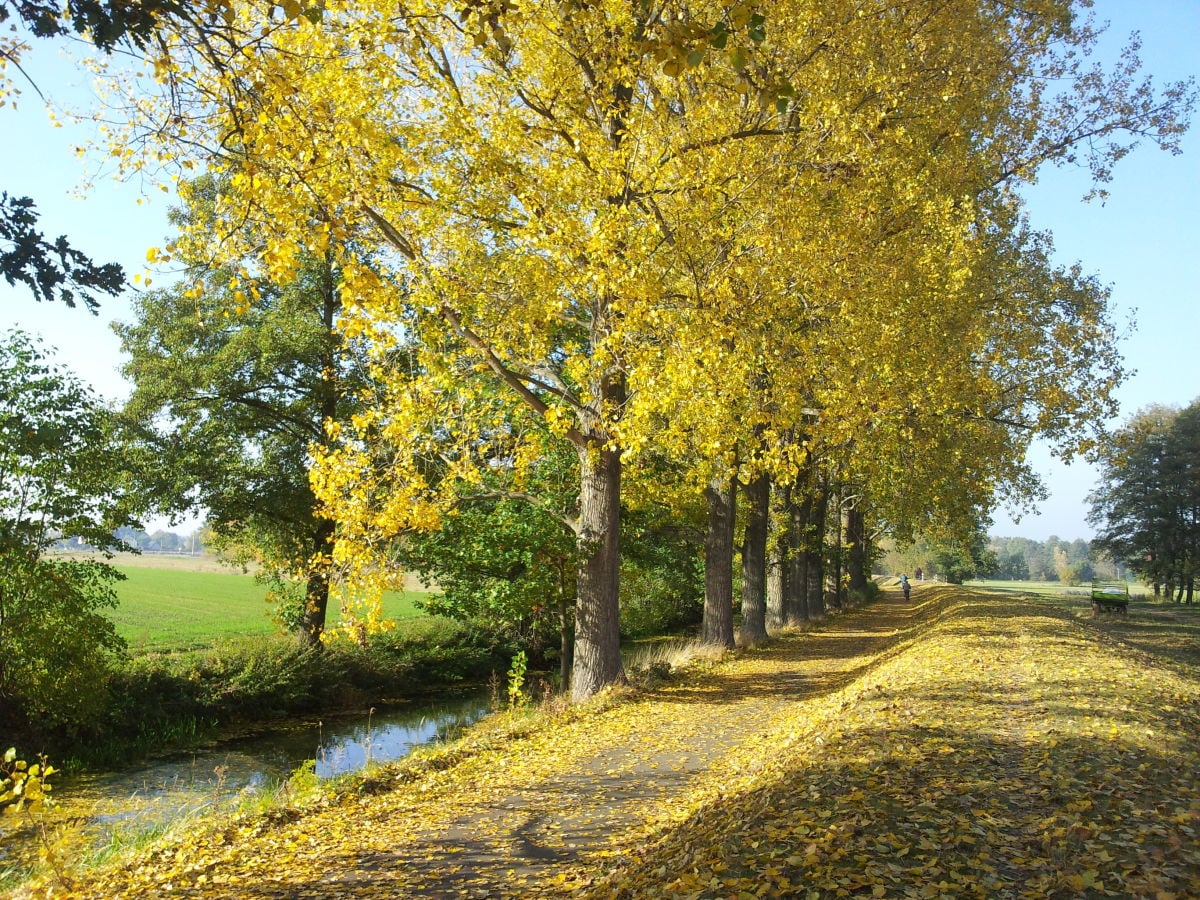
[740,472,770,646]
[766,483,788,633]
[299,517,336,649]
[785,489,811,625]
[570,436,625,701]
[299,259,343,650]
[702,474,736,649]
[846,504,869,597]
[559,597,575,690]
[804,487,829,617]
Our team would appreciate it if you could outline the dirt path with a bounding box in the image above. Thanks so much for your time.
[376,592,937,898]
[64,591,935,899]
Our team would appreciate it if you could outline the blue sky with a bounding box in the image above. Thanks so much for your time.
[2,1,1197,541]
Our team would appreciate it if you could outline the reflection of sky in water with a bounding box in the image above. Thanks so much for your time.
[0,693,489,870]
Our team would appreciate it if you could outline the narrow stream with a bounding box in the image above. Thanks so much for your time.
[0,690,491,880]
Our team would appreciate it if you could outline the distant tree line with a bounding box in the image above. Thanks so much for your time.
[987,536,1121,585]
[53,526,207,554]
[881,533,1124,587]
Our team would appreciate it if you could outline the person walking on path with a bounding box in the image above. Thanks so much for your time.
[900,573,912,601]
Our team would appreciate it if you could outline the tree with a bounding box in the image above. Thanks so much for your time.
[0,1,180,50]
[115,181,373,646]
[106,0,1194,700]
[1090,401,1200,602]
[398,437,581,683]
[0,330,134,735]
[924,518,997,585]
[0,193,124,313]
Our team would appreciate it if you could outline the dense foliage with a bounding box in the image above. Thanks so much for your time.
[0,330,134,735]
[1089,400,1200,602]
[98,0,1192,700]
[989,535,1108,584]
[115,180,374,646]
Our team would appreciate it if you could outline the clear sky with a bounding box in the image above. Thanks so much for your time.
[1,1,1197,541]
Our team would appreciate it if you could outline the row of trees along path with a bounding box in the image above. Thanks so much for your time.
[44,584,1200,898]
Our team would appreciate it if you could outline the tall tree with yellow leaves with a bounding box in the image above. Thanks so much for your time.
[105,0,1191,700]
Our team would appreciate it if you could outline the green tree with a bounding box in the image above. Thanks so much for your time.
[927,519,997,585]
[400,438,580,684]
[115,184,372,646]
[1090,402,1200,602]
[0,330,133,736]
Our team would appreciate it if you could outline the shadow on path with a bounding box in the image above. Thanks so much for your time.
[315,590,947,898]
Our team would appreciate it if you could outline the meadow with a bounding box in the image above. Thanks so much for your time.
[98,554,430,652]
[965,577,1151,601]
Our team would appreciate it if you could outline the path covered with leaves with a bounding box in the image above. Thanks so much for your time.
[21,587,1200,898]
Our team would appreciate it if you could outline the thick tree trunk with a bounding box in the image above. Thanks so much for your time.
[846,505,869,596]
[785,490,811,625]
[766,483,788,633]
[804,487,829,617]
[739,472,770,646]
[570,437,625,701]
[702,475,737,649]
[299,517,336,649]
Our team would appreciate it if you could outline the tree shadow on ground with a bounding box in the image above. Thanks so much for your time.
[587,722,1200,898]
[1081,605,1200,670]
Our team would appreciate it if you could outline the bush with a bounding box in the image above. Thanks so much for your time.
[0,330,137,740]
[847,580,882,607]
[620,558,704,639]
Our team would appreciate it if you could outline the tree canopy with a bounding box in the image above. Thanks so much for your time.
[116,178,375,646]
[91,0,1195,698]
[1089,401,1200,602]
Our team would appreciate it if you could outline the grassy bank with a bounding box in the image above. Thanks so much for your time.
[75,616,504,769]
[965,577,1154,601]
[9,560,506,769]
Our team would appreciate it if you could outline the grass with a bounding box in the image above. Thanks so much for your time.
[108,565,429,653]
[966,577,1153,600]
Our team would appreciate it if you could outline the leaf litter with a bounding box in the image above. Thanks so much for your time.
[12,586,1200,899]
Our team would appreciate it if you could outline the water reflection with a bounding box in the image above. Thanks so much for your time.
[0,691,490,877]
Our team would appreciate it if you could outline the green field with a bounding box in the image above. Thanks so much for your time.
[965,577,1152,600]
[109,565,429,652]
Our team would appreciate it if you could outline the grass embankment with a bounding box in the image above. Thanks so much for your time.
[966,578,1153,600]
[23,586,1200,898]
